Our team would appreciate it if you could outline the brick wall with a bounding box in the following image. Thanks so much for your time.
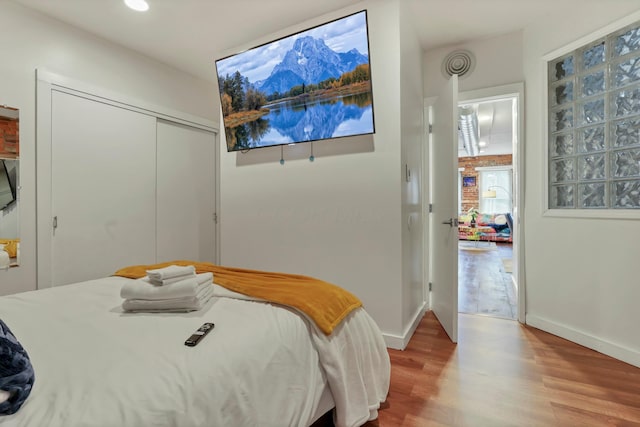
[459,154,512,213]
[0,117,19,159]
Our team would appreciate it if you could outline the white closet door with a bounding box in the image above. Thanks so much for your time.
[51,91,157,286]
[156,120,216,263]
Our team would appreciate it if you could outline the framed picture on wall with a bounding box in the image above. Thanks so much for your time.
[462,176,476,187]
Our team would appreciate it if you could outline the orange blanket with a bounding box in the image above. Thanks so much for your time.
[113,261,362,335]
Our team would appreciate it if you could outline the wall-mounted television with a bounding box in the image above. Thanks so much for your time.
[215,10,375,152]
[0,159,16,210]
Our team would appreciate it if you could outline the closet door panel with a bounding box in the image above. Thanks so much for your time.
[156,120,216,263]
[51,91,157,286]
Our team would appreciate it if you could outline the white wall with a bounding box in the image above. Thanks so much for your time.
[219,0,418,342]
[522,4,640,367]
[423,31,524,98]
[0,0,216,295]
[399,2,426,338]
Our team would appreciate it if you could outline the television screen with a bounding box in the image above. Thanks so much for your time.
[215,10,375,152]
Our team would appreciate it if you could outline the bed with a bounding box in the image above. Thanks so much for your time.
[0,262,390,427]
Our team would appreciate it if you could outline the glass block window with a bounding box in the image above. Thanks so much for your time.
[548,21,640,209]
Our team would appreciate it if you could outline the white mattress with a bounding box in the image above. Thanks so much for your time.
[0,276,390,427]
[0,277,333,427]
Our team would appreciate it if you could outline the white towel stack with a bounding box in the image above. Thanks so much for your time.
[146,265,196,285]
[121,265,214,313]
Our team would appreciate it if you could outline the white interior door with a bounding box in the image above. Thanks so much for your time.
[156,120,216,263]
[51,91,157,286]
[430,75,459,342]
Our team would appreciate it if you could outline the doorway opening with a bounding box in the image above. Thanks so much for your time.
[425,80,524,342]
[456,91,520,321]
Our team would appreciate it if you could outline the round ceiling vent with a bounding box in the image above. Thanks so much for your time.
[441,50,475,79]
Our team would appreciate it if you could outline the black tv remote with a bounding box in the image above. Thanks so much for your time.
[184,322,215,347]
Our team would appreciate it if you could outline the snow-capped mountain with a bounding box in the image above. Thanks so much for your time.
[256,36,368,96]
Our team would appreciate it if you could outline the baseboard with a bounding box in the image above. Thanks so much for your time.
[526,314,640,368]
[382,303,426,350]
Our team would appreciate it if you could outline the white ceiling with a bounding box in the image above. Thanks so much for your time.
[458,98,515,157]
[9,0,616,157]
[11,0,604,83]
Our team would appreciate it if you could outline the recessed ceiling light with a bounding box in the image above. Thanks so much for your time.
[478,141,487,147]
[124,0,149,12]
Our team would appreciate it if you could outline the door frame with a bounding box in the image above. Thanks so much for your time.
[424,82,526,324]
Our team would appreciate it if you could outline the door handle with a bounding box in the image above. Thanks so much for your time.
[441,218,459,227]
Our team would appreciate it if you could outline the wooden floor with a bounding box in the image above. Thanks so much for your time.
[458,242,516,320]
[363,312,640,427]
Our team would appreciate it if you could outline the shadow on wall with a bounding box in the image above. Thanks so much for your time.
[234,133,375,167]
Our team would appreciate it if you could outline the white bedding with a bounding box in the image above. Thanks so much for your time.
[0,276,389,427]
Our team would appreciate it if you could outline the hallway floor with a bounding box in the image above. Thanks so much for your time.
[362,311,640,426]
[458,241,516,320]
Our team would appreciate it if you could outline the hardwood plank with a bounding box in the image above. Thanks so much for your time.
[551,401,640,426]
[361,312,640,427]
[458,242,516,320]
[543,376,640,410]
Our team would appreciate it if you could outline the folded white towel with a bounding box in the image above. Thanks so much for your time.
[120,273,213,301]
[146,265,196,282]
[122,284,214,313]
[148,273,197,286]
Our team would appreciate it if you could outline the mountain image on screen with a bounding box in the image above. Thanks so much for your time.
[215,10,375,152]
[256,36,368,96]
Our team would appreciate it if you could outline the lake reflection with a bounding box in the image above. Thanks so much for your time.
[226,92,373,151]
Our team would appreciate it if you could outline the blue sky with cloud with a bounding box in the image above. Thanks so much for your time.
[216,11,369,84]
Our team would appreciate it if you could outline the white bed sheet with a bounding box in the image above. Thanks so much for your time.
[211,286,391,427]
[0,277,335,427]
